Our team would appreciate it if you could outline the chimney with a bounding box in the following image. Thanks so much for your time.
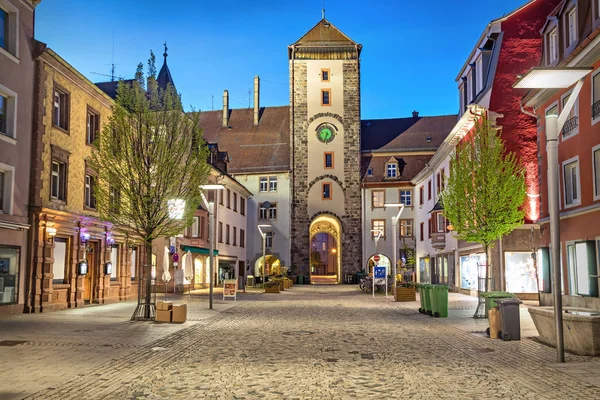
[253,76,260,126]
[412,110,419,118]
[222,90,229,128]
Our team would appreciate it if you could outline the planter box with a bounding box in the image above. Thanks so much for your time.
[395,287,416,302]
[528,307,600,356]
[278,281,285,291]
[264,286,280,293]
[284,279,291,289]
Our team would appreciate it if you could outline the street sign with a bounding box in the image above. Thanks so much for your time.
[169,245,176,254]
[373,266,388,299]
[172,253,179,263]
[373,255,380,263]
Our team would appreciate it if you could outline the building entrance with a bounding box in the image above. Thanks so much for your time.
[83,242,98,303]
[309,214,341,283]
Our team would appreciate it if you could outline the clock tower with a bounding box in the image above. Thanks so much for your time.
[289,18,362,283]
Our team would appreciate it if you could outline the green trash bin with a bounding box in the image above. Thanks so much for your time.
[430,285,450,318]
[481,291,515,318]
[421,284,433,315]
[416,283,425,313]
[297,275,304,285]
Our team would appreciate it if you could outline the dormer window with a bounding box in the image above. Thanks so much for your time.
[548,28,558,64]
[387,163,397,178]
[566,7,577,47]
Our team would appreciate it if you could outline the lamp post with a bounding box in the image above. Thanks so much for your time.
[257,224,272,287]
[514,67,592,363]
[384,203,405,295]
[200,184,225,310]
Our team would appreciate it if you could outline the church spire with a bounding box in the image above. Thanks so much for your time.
[163,41,168,64]
[156,41,175,92]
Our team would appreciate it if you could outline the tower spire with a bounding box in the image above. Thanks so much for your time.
[163,41,168,64]
[322,1,325,19]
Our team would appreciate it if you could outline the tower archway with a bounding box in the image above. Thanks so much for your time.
[309,214,342,284]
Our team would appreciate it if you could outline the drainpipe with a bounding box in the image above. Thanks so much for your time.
[361,187,366,272]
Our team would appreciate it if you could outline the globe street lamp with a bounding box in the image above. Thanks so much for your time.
[200,184,225,310]
[384,203,405,296]
[514,66,592,363]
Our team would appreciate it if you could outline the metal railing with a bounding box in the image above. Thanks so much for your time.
[561,115,578,137]
[592,100,600,119]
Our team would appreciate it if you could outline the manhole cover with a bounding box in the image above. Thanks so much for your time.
[0,340,28,347]
[282,331,315,336]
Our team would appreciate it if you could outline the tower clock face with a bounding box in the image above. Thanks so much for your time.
[317,124,335,144]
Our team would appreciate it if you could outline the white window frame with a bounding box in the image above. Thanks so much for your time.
[0,82,17,144]
[459,84,465,115]
[560,90,579,139]
[84,174,95,208]
[437,213,446,233]
[265,232,273,248]
[191,216,199,237]
[548,28,558,64]
[0,0,19,62]
[366,167,373,176]
[259,177,268,192]
[110,245,118,279]
[0,162,14,214]
[593,144,600,201]
[387,163,397,178]
[562,156,581,209]
[51,161,65,200]
[399,219,413,237]
[269,176,277,192]
[268,204,277,220]
[476,56,483,93]
[400,189,412,206]
[466,71,472,103]
[372,190,384,208]
[591,68,600,125]
[131,248,137,279]
[567,7,577,48]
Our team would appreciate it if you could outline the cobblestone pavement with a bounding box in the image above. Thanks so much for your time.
[1,286,599,399]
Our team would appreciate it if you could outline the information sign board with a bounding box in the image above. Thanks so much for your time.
[223,279,237,300]
[374,266,386,284]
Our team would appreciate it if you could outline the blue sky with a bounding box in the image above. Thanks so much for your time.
[36,0,530,119]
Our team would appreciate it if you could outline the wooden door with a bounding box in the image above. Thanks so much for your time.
[83,243,96,302]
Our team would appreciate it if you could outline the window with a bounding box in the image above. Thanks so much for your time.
[226,189,231,208]
[367,168,373,176]
[322,183,332,200]
[387,163,397,178]
[269,176,277,192]
[0,9,7,52]
[259,177,268,192]
[219,190,224,205]
[0,246,20,305]
[0,84,16,139]
[476,56,483,92]
[131,248,137,280]
[593,145,600,199]
[233,227,237,246]
[593,71,600,121]
[0,170,4,212]
[51,161,66,201]
[561,92,579,137]
[321,89,331,106]
[226,224,230,244]
[400,219,413,237]
[53,238,68,283]
[265,232,273,248]
[427,180,432,200]
[233,193,237,212]
[436,172,441,194]
[437,213,446,233]
[110,245,118,280]
[268,203,277,220]
[419,186,424,205]
[372,190,385,208]
[0,165,12,214]
[0,3,18,57]
[84,174,96,208]
[372,220,385,239]
[218,222,223,242]
[259,204,268,220]
[191,217,199,237]
[324,152,334,169]
[440,168,445,190]
[548,28,558,64]
[563,158,580,207]
[567,242,596,296]
[240,198,246,216]
[240,229,245,248]
[53,86,70,131]
[321,68,330,82]
[200,216,206,238]
[399,190,412,206]
[109,186,120,214]
[459,84,466,113]
[567,8,577,47]
[86,108,100,145]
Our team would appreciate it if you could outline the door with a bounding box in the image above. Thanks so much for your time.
[83,242,97,302]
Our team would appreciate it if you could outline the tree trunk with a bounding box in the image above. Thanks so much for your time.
[483,243,490,293]
[144,240,153,320]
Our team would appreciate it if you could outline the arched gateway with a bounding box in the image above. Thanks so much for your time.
[309,214,341,284]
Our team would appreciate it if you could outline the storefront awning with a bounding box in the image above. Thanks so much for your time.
[181,245,218,256]
[217,255,238,263]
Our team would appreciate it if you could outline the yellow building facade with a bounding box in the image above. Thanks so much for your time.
[26,47,142,312]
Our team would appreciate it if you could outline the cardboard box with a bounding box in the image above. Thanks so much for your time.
[172,304,187,323]
[156,301,173,311]
[155,309,172,323]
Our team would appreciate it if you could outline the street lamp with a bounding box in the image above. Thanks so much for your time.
[257,224,272,287]
[200,184,225,310]
[514,66,593,363]
[384,203,405,295]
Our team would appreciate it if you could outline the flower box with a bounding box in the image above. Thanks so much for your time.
[395,287,416,302]
[264,285,280,293]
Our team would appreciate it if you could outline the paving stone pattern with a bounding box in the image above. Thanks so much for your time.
[0,287,599,399]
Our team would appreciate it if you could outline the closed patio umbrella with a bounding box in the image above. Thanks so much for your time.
[162,247,171,300]
[183,251,194,300]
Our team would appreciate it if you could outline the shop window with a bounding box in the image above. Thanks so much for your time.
[53,238,68,284]
[53,86,70,132]
[372,190,384,208]
[459,253,486,291]
[110,245,118,280]
[419,257,431,284]
[321,89,331,106]
[0,245,19,304]
[86,107,100,146]
[399,190,412,206]
[504,252,538,293]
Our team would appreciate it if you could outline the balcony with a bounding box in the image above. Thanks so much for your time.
[561,116,578,137]
[592,100,600,120]
[430,233,446,249]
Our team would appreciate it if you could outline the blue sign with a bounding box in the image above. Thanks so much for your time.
[374,266,386,279]
[169,246,176,254]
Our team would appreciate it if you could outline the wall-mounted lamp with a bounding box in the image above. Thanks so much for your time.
[104,262,113,275]
[81,232,91,243]
[47,227,57,238]
[106,234,115,246]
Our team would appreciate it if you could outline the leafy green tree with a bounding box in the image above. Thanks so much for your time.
[439,115,526,292]
[89,61,210,320]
